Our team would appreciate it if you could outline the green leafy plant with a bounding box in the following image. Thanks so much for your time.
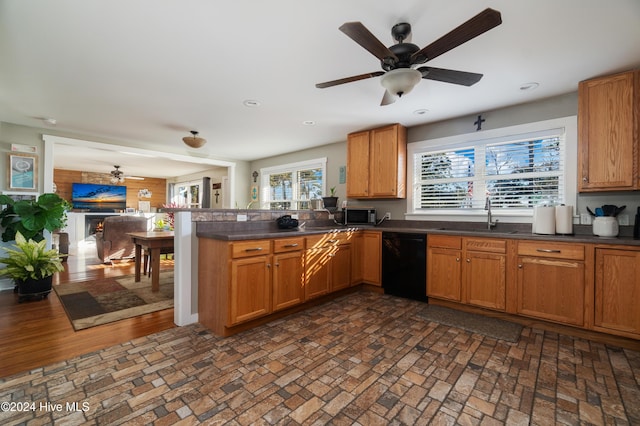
[329,186,337,197]
[0,231,65,281]
[0,193,71,242]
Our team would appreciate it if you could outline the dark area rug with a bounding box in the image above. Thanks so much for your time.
[417,304,523,342]
[54,272,173,330]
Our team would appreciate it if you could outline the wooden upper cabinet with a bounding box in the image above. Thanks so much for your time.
[578,70,639,191]
[346,131,371,197]
[346,123,407,199]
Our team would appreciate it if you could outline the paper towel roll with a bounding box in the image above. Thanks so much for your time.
[555,205,573,235]
[533,206,555,234]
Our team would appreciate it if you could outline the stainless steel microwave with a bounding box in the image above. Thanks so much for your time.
[342,207,376,226]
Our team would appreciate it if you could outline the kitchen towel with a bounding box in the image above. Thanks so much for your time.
[532,205,556,234]
[555,205,574,235]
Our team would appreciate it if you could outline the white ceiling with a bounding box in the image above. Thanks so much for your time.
[1,0,639,178]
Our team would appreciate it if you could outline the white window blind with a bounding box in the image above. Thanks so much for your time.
[414,129,565,212]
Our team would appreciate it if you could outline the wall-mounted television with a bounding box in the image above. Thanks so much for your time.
[71,183,127,211]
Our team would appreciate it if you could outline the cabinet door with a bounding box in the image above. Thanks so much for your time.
[516,256,585,326]
[464,252,506,311]
[594,248,640,336]
[305,247,331,299]
[346,131,371,197]
[330,244,352,291]
[362,232,381,285]
[229,256,271,325]
[578,71,637,191]
[369,125,406,198]
[427,247,462,301]
[273,251,304,312]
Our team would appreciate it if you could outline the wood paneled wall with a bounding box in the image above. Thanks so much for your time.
[53,169,167,211]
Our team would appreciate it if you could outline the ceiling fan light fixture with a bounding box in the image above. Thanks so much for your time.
[380,68,422,97]
[110,165,125,184]
[182,130,207,148]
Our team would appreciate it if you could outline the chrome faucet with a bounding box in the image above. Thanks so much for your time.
[485,197,497,230]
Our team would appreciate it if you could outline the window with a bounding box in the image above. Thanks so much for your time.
[260,158,326,210]
[408,117,577,219]
[171,180,202,208]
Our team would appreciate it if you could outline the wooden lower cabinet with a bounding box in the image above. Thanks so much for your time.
[272,238,305,312]
[331,244,352,291]
[594,247,640,338]
[304,237,352,299]
[229,255,271,325]
[516,241,586,326]
[464,238,507,311]
[427,240,462,301]
[427,235,507,311]
[362,231,381,285]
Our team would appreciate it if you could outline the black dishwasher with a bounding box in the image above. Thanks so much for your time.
[381,232,427,302]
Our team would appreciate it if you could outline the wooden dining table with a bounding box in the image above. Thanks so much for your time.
[127,231,174,292]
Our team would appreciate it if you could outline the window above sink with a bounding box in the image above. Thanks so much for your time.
[406,116,577,223]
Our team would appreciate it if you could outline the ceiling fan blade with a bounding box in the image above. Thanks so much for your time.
[418,67,483,86]
[316,71,384,89]
[380,90,396,106]
[339,22,398,64]
[411,8,502,64]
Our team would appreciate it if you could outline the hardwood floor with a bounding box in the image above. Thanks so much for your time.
[0,246,175,378]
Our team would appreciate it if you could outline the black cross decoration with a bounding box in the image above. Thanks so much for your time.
[474,114,485,131]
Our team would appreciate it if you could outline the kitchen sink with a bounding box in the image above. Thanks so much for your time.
[434,228,520,234]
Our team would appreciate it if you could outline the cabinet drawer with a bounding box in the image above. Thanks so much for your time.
[273,237,304,253]
[465,238,506,254]
[428,234,461,250]
[306,233,353,249]
[231,240,271,258]
[517,241,584,260]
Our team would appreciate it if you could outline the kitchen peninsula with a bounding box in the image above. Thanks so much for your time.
[168,209,640,348]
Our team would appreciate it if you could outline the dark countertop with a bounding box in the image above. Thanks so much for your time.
[195,221,640,247]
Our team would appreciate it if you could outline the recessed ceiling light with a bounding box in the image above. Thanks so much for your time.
[302,120,315,126]
[519,82,539,92]
[243,99,261,107]
[43,117,57,125]
[413,109,429,115]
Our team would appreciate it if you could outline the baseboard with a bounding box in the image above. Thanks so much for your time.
[0,277,14,292]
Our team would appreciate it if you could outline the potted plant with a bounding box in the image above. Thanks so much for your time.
[321,187,339,212]
[0,231,65,301]
[0,193,71,242]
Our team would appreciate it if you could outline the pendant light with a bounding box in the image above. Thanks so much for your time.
[182,130,207,148]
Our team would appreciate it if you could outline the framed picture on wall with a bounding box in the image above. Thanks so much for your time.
[7,153,37,191]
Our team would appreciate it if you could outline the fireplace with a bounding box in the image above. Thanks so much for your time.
[84,214,118,238]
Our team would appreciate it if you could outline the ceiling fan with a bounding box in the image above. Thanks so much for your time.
[110,165,144,183]
[316,8,502,105]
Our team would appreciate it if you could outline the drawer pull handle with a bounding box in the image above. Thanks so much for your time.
[244,247,263,252]
[283,243,299,248]
[536,249,561,253]
[327,239,338,243]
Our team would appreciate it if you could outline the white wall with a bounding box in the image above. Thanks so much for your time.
[247,92,640,223]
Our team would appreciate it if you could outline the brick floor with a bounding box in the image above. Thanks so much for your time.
[1,291,639,425]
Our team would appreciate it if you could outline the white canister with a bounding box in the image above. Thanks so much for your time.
[592,217,619,237]
[532,205,556,234]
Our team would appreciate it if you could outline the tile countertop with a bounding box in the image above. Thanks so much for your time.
[195,220,640,247]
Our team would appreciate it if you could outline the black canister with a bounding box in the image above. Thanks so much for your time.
[634,207,640,239]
